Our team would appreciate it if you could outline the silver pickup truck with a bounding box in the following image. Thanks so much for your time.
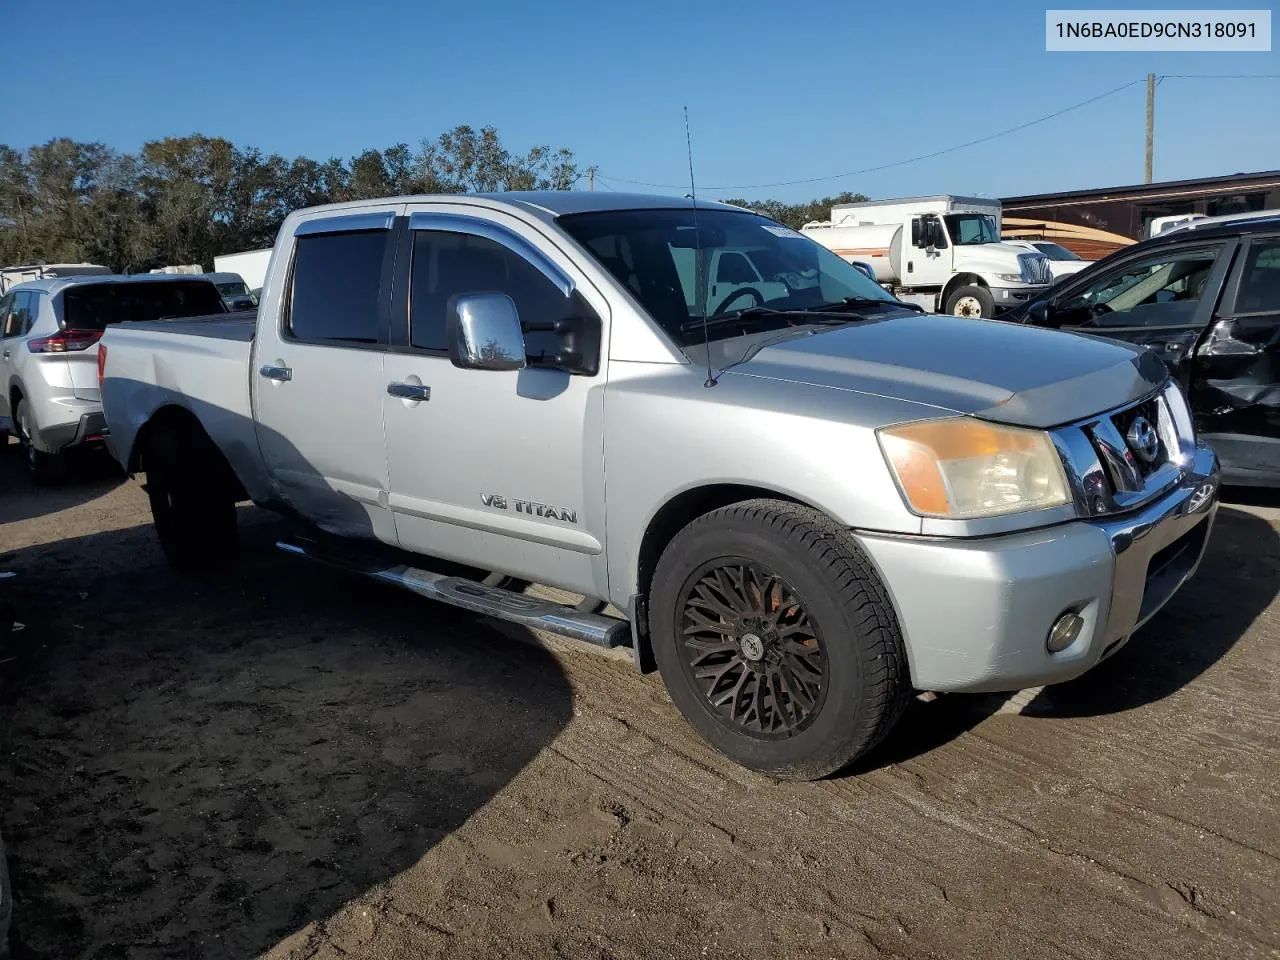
[99,192,1220,779]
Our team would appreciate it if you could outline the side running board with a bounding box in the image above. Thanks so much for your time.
[276,538,629,649]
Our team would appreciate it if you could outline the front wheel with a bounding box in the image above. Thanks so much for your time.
[944,284,995,319]
[650,500,910,780]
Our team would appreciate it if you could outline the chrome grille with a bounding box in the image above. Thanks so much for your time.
[1050,383,1196,517]
[1017,252,1051,286]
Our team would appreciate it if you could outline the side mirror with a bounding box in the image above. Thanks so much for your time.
[1026,299,1051,325]
[448,293,527,371]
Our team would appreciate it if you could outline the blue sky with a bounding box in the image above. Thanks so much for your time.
[8,0,1278,201]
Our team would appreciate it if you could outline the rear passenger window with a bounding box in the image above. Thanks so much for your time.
[0,294,16,337]
[288,230,389,344]
[4,292,33,337]
[409,230,568,357]
[1234,239,1280,314]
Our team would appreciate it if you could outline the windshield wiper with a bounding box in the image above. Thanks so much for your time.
[813,296,925,314]
[679,305,870,335]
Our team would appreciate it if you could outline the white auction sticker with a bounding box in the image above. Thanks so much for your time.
[761,224,805,239]
[1046,9,1271,51]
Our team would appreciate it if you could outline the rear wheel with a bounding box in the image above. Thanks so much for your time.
[143,424,238,572]
[944,284,994,319]
[15,398,66,485]
[650,499,910,780]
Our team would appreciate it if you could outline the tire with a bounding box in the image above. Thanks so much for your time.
[14,398,66,485]
[143,424,238,572]
[944,284,994,319]
[650,499,910,780]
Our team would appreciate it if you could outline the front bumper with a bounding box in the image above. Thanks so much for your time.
[856,443,1220,693]
[990,282,1051,308]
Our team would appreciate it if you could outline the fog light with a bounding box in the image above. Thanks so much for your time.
[1047,612,1084,653]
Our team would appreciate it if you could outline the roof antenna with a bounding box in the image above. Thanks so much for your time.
[685,106,717,388]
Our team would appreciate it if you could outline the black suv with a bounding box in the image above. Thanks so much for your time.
[1003,214,1280,487]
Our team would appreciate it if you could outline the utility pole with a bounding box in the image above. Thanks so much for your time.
[1144,73,1155,184]
[588,166,596,192]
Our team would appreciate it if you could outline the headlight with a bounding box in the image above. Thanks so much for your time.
[878,418,1071,519]
[995,273,1024,283]
[1160,380,1196,461]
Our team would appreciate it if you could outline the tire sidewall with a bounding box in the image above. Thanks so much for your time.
[651,513,882,777]
[144,429,238,571]
[945,284,995,319]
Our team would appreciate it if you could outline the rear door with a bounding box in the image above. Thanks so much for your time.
[1046,240,1236,386]
[1190,232,1280,480]
[0,292,20,423]
[250,209,401,544]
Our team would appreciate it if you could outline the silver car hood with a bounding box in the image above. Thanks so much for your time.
[725,315,1168,428]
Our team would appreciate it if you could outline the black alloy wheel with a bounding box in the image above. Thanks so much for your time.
[676,559,827,738]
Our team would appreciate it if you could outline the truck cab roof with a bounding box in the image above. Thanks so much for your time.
[283,191,746,228]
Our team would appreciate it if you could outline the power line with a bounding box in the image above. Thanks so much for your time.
[597,73,1280,193]
[1161,73,1280,79]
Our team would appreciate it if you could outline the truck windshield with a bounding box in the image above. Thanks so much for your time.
[215,281,250,297]
[557,208,899,345]
[62,281,227,330]
[943,214,999,246]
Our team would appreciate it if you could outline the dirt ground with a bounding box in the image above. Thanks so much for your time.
[1,440,1278,960]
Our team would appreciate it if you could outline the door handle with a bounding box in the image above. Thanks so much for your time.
[387,382,430,401]
[260,364,292,382]
[1,350,9,360]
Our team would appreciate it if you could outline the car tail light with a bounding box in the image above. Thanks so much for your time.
[27,328,104,353]
[98,341,109,390]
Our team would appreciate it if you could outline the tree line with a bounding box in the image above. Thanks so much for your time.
[0,128,864,273]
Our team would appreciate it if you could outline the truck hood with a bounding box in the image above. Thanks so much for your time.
[953,242,1043,276]
[724,314,1168,428]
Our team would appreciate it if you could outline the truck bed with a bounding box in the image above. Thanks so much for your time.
[114,312,257,342]
[100,311,270,503]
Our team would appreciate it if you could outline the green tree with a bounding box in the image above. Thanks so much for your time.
[722,191,869,230]
[0,126,582,271]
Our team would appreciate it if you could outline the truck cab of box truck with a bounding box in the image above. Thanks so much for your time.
[801,195,1053,318]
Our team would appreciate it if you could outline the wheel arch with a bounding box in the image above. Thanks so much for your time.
[629,482,824,673]
[130,404,247,502]
[940,272,986,307]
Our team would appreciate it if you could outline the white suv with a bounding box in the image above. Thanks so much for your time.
[0,275,227,481]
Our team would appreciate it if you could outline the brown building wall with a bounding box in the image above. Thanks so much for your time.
[1000,172,1280,259]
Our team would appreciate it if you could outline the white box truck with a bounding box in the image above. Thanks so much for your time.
[1,262,111,294]
[213,248,272,295]
[801,196,1052,318]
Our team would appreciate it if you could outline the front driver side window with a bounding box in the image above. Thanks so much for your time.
[1058,247,1222,328]
[409,230,570,359]
[716,253,756,285]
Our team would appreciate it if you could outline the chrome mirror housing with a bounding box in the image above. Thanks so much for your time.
[448,293,527,371]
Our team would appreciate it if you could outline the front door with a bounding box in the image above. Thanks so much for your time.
[381,204,610,596]
[905,215,951,288]
[250,210,401,544]
[1047,239,1235,386]
[1191,232,1280,480]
